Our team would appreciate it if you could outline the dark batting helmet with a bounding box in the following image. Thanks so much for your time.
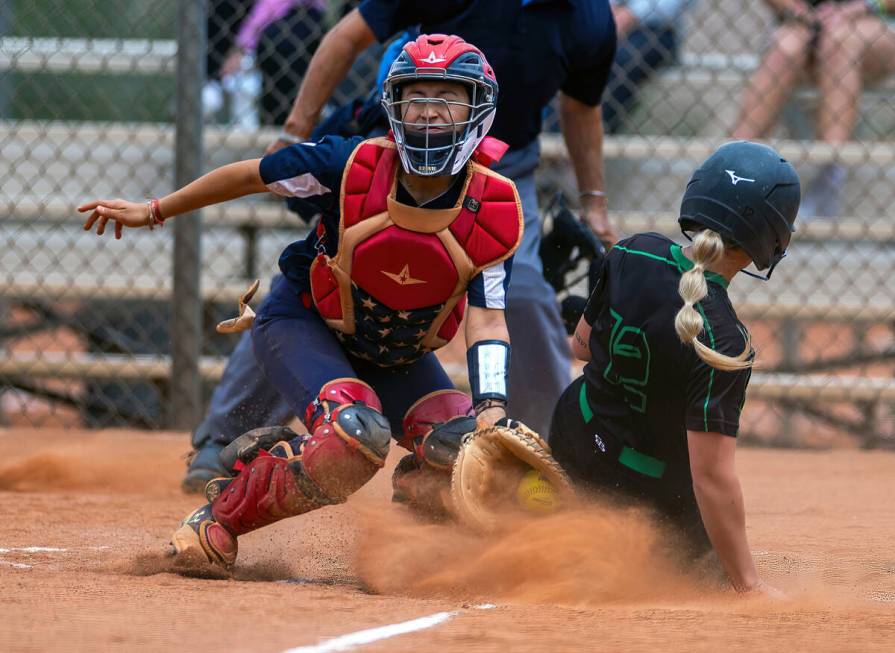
[678,141,801,279]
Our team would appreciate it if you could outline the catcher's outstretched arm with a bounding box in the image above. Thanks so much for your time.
[80,159,266,238]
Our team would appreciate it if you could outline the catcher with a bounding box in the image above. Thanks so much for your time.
[80,34,533,567]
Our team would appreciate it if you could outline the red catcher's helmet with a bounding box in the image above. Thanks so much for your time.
[381,34,499,176]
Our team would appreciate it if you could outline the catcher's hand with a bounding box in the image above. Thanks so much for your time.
[79,198,150,239]
[450,418,573,532]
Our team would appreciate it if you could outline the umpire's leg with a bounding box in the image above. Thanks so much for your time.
[497,145,572,437]
[182,275,294,492]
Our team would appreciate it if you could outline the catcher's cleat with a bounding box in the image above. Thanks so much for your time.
[181,440,228,494]
[170,504,238,567]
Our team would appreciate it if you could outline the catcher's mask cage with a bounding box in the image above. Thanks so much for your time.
[381,34,498,176]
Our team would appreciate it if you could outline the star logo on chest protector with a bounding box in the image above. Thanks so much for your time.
[382,264,427,286]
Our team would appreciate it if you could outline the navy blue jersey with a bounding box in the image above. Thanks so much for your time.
[358,0,616,150]
[580,233,752,489]
[259,135,513,309]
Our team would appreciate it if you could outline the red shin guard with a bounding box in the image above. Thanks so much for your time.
[211,453,316,536]
[211,381,392,537]
[177,378,392,565]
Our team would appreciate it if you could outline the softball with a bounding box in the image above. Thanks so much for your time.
[515,469,560,513]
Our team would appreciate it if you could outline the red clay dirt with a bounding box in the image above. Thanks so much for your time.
[0,428,893,652]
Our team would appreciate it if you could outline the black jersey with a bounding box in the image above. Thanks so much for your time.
[579,233,752,492]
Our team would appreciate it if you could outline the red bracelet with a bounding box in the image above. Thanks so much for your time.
[150,198,164,227]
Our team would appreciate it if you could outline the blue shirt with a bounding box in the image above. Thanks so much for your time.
[610,0,694,27]
[259,136,514,309]
[358,0,617,150]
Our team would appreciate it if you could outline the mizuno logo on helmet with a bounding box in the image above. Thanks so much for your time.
[421,52,447,64]
[725,170,755,185]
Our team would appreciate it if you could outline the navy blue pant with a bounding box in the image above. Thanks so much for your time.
[249,275,453,436]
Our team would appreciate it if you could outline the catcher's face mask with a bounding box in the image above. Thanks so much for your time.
[387,79,478,176]
[381,33,499,177]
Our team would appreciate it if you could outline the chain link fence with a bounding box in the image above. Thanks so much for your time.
[2,0,894,447]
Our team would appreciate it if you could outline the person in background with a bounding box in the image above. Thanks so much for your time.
[603,0,696,133]
[204,0,254,122]
[732,0,895,218]
[217,0,327,125]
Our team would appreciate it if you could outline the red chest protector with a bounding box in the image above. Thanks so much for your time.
[309,136,522,360]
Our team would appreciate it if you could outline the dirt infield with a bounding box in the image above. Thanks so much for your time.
[0,428,893,652]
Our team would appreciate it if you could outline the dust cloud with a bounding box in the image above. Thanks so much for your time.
[0,433,182,493]
[354,500,720,606]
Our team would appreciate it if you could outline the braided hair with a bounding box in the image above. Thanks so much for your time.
[673,230,753,371]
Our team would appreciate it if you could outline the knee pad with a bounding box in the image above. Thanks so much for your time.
[400,390,475,466]
[304,378,384,432]
[301,402,391,501]
[298,378,391,498]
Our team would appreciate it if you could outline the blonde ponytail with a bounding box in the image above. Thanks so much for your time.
[674,230,753,371]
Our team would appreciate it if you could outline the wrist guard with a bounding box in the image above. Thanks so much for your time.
[467,340,510,409]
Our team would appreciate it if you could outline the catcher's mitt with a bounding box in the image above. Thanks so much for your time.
[450,419,573,532]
